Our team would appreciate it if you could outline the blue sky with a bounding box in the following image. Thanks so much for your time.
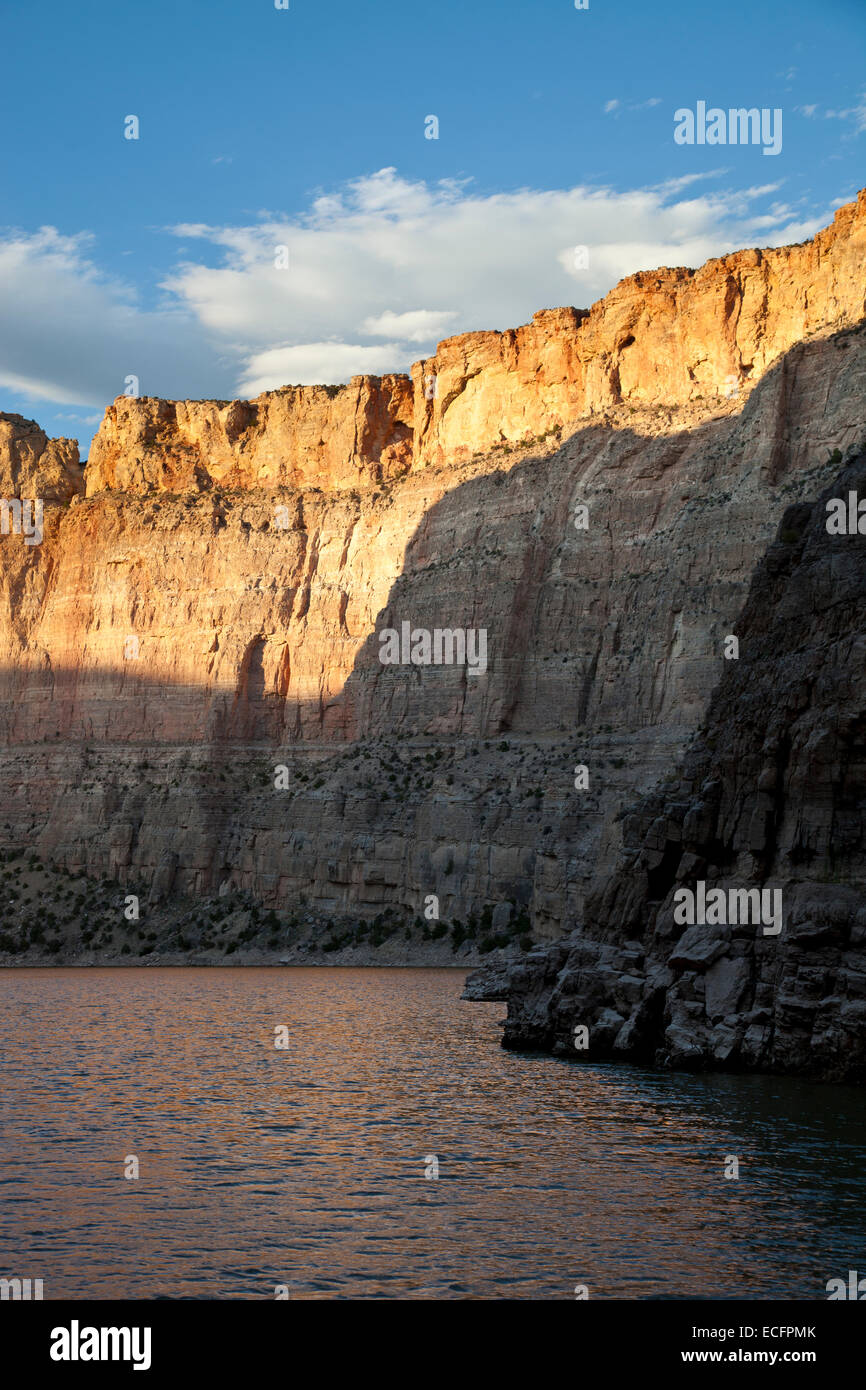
[0,0,864,455]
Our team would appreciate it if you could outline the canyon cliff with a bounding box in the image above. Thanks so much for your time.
[86,190,866,493]
[0,194,864,1053]
[486,451,866,1082]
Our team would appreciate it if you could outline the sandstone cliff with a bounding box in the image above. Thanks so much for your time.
[488,453,866,1082]
[413,191,865,468]
[86,375,414,494]
[0,413,81,502]
[0,195,864,998]
[85,191,866,495]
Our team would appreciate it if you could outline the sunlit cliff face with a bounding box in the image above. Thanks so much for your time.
[76,190,866,498]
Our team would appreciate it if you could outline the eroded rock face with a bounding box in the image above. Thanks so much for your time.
[0,414,82,502]
[413,192,866,467]
[86,375,414,495]
[85,191,866,489]
[495,454,866,1081]
[0,196,864,1028]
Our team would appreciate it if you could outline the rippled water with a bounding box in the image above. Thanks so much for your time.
[0,966,863,1299]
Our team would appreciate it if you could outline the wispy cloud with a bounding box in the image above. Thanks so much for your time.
[603,97,661,115]
[796,92,866,134]
[825,93,866,132]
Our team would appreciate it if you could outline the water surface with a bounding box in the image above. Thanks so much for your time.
[0,967,863,1299]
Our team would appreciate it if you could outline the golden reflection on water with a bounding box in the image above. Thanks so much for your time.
[0,967,863,1299]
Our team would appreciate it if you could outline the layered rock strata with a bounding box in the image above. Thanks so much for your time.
[489,454,866,1081]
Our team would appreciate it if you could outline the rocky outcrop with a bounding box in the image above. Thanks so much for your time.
[86,375,414,494]
[0,414,82,502]
[492,453,866,1081]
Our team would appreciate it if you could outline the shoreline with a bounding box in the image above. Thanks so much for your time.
[0,856,526,972]
[0,939,514,971]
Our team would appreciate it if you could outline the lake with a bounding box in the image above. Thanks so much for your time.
[0,966,863,1299]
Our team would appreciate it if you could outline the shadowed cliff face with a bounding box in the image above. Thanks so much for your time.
[0,197,865,969]
[495,453,866,1082]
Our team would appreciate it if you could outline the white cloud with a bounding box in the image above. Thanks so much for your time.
[0,226,225,407]
[239,342,407,396]
[361,308,459,342]
[0,170,838,420]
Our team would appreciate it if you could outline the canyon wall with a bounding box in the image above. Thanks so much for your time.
[492,453,866,1082]
[0,194,864,949]
[86,375,414,495]
[413,190,866,467]
[85,191,866,493]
